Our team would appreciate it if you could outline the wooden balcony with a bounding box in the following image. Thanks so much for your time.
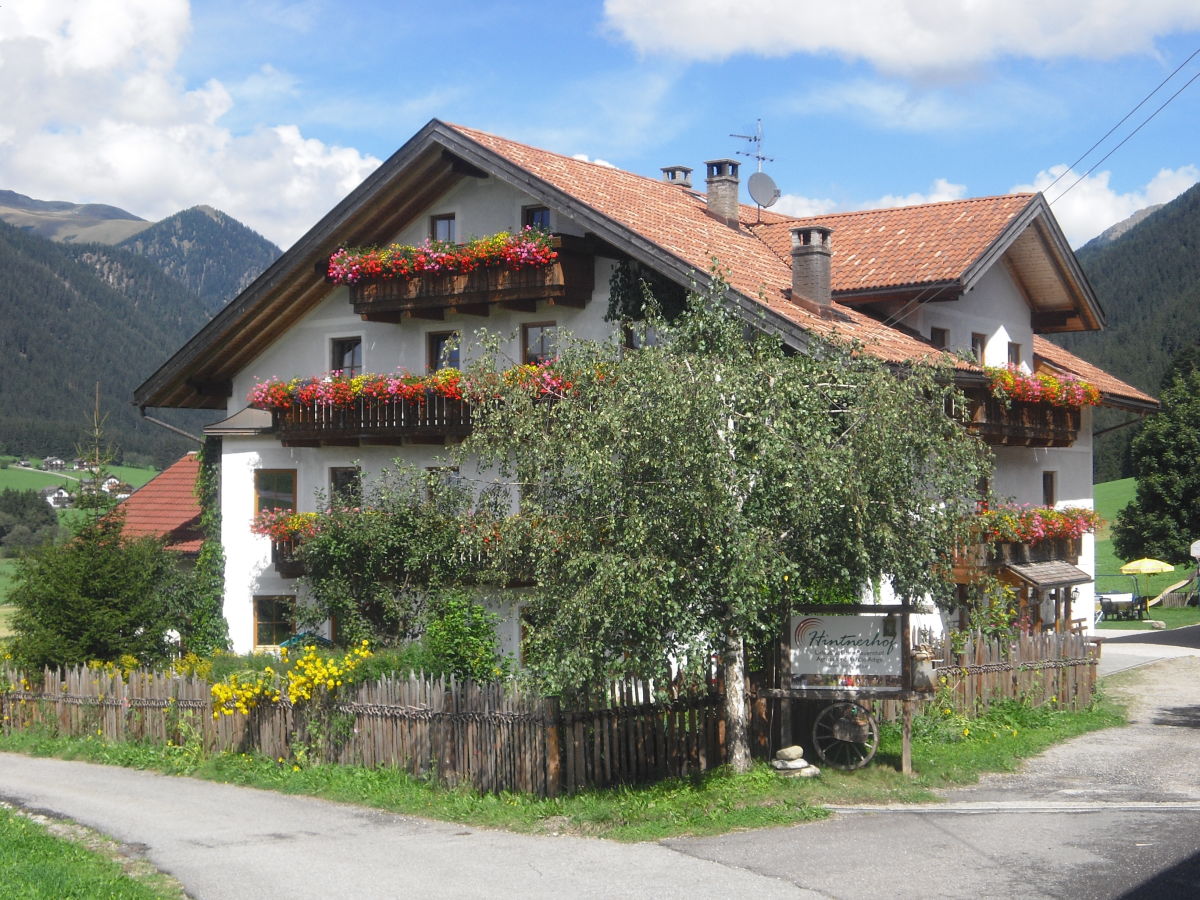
[965,391,1081,447]
[273,394,472,447]
[348,238,595,322]
[953,537,1082,580]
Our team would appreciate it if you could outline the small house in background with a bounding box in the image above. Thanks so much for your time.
[40,486,73,509]
[118,452,203,557]
[72,457,87,470]
[42,457,65,471]
[17,459,31,468]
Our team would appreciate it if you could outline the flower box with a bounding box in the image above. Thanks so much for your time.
[271,539,305,578]
[967,393,1081,447]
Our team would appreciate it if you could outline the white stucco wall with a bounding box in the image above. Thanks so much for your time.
[221,175,616,652]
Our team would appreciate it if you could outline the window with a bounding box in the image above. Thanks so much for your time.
[971,332,987,363]
[1008,342,1022,367]
[522,321,557,365]
[254,596,293,648]
[331,336,362,376]
[425,465,462,501]
[623,324,660,350]
[1042,471,1057,507]
[430,213,456,243]
[930,327,949,349]
[427,330,460,372]
[522,206,551,230]
[329,466,362,506]
[255,469,296,515]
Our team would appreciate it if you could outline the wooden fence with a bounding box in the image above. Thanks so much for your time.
[0,667,724,798]
[0,631,1097,796]
[873,631,1100,722]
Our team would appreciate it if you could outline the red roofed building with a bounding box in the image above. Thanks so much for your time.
[119,453,204,555]
[135,120,1154,653]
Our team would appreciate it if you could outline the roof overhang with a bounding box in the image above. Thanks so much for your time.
[1004,560,1093,590]
[135,120,824,410]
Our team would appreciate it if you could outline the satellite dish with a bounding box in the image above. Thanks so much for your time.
[748,171,780,208]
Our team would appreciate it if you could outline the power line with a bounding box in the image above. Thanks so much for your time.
[1050,64,1200,205]
[1042,46,1200,196]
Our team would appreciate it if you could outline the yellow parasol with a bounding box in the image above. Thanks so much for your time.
[1119,558,1175,575]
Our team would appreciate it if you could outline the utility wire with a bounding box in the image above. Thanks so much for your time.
[1042,46,1200,197]
[1049,58,1200,205]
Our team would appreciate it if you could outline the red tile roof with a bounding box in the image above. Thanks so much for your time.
[119,453,204,553]
[1033,337,1157,408]
[750,195,1035,293]
[450,124,1153,408]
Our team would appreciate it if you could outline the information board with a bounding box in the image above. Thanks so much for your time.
[789,613,904,691]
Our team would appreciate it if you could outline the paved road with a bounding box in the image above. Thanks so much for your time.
[1098,623,1200,677]
[1,653,1198,899]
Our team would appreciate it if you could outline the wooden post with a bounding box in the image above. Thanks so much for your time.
[778,617,791,750]
[901,697,913,775]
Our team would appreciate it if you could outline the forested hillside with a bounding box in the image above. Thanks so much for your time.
[1052,181,1200,481]
[0,221,216,465]
[0,191,280,465]
[117,206,279,312]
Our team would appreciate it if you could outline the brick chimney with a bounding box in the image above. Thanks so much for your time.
[705,159,740,225]
[661,165,693,188]
[790,225,833,308]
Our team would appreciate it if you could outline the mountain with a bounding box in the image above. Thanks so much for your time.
[0,189,151,244]
[116,206,279,312]
[1051,181,1200,480]
[0,220,223,464]
[1077,204,1165,252]
[0,194,281,466]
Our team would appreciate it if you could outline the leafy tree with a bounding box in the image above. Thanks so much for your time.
[1112,367,1200,564]
[458,275,990,769]
[295,467,477,646]
[9,515,188,668]
[422,590,510,681]
[0,488,58,554]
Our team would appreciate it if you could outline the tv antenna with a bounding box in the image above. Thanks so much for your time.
[731,119,780,211]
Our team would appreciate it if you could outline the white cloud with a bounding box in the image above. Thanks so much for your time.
[794,79,991,131]
[571,154,618,169]
[1015,164,1200,245]
[871,178,969,208]
[604,0,1200,75]
[0,0,380,247]
[773,194,838,217]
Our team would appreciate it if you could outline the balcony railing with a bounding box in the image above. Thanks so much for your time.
[347,239,594,321]
[965,392,1081,447]
[273,393,472,447]
[954,537,1082,577]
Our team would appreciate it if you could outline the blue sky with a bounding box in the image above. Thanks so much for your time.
[2,1,1198,248]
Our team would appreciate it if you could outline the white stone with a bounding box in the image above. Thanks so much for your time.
[775,745,805,761]
[798,765,821,777]
[771,757,810,770]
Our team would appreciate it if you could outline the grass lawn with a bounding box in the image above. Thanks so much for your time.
[1093,476,1194,602]
[0,558,15,608]
[0,464,158,493]
[0,696,1123,842]
[0,804,182,899]
[0,603,14,639]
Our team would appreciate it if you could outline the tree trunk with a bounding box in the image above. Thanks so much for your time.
[724,631,751,773]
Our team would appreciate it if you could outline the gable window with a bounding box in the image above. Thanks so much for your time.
[1008,342,1022,367]
[522,322,557,365]
[522,205,551,230]
[1042,471,1057,507]
[255,469,296,515]
[427,330,460,372]
[330,466,362,506]
[971,332,987,363]
[331,336,362,376]
[430,213,456,243]
[930,327,949,350]
[254,595,293,649]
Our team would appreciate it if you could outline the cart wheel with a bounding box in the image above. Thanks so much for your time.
[812,701,879,770]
